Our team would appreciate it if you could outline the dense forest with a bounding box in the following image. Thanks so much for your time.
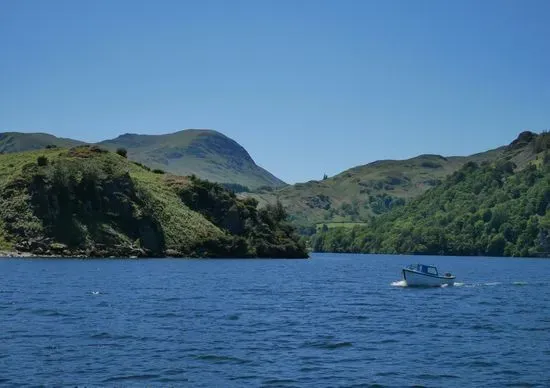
[312,141,550,257]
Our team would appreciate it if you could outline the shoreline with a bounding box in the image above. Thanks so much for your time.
[0,250,310,259]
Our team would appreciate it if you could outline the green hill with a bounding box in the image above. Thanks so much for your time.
[311,131,550,257]
[243,149,505,231]
[99,129,285,189]
[0,146,306,258]
[244,132,546,231]
[0,130,285,190]
[0,132,82,153]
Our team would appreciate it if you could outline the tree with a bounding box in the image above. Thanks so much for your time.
[37,156,48,166]
[323,174,328,180]
[116,147,128,158]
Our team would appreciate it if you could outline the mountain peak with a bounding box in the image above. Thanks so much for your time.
[0,130,285,189]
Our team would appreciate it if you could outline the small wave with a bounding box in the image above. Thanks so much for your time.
[413,373,460,381]
[31,309,68,317]
[375,339,399,344]
[194,354,251,364]
[229,375,259,381]
[147,312,182,318]
[262,378,298,385]
[521,327,550,332]
[299,366,325,372]
[467,360,499,367]
[90,332,111,339]
[161,296,180,302]
[226,313,240,320]
[484,282,501,286]
[375,371,400,377]
[454,282,465,287]
[103,374,160,383]
[496,370,521,376]
[512,281,528,286]
[390,280,407,287]
[306,341,353,350]
[91,291,100,295]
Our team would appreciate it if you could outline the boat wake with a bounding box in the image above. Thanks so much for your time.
[390,280,407,287]
[391,280,529,288]
[390,280,452,288]
[451,281,529,288]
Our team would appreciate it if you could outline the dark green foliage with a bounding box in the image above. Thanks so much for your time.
[21,157,165,255]
[175,178,307,258]
[311,160,550,257]
[116,147,128,158]
[89,145,108,154]
[369,193,406,215]
[256,185,275,192]
[45,144,58,149]
[533,131,550,153]
[36,156,48,166]
[420,161,442,169]
[132,161,151,171]
[152,168,165,174]
[220,182,250,193]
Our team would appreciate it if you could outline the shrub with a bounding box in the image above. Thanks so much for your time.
[37,156,49,166]
[45,144,58,149]
[421,161,442,169]
[116,147,128,158]
[89,145,108,153]
[132,161,151,171]
[152,169,166,174]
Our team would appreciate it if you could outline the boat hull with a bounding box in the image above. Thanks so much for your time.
[402,269,455,287]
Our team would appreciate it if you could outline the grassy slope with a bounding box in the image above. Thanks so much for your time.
[99,129,285,189]
[0,148,223,253]
[0,132,83,153]
[244,147,506,229]
[0,130,285,189]
[0,146,306,257]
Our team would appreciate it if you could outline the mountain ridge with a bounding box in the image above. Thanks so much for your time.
[0,129,285,189]
[242,131,544,231]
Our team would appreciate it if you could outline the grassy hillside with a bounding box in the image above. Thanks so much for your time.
[244,132,546,231]
[99,129,285,189]
[244,149,505,230]
[0,146,306,258]
[0,132,82,153]
[0,130,285,189]
[311,132,550,257]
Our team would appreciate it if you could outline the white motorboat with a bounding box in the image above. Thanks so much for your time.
[402,264,455,287]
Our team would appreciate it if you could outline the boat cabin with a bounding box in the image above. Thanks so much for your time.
[406,264,439,276]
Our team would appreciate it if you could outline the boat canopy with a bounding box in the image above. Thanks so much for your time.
[406,264,439,276]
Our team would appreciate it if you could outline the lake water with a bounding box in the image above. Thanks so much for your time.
[1,253,550,387]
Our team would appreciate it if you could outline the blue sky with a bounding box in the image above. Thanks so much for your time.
[1,0,549,183]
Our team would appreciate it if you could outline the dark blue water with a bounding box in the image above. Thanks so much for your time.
[1,253,550,387]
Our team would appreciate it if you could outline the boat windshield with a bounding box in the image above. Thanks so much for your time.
[407,264,439,275]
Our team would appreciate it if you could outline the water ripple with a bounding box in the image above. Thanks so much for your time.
[1,254,550,387]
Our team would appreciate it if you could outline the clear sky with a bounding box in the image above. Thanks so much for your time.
[1,0,549,183]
